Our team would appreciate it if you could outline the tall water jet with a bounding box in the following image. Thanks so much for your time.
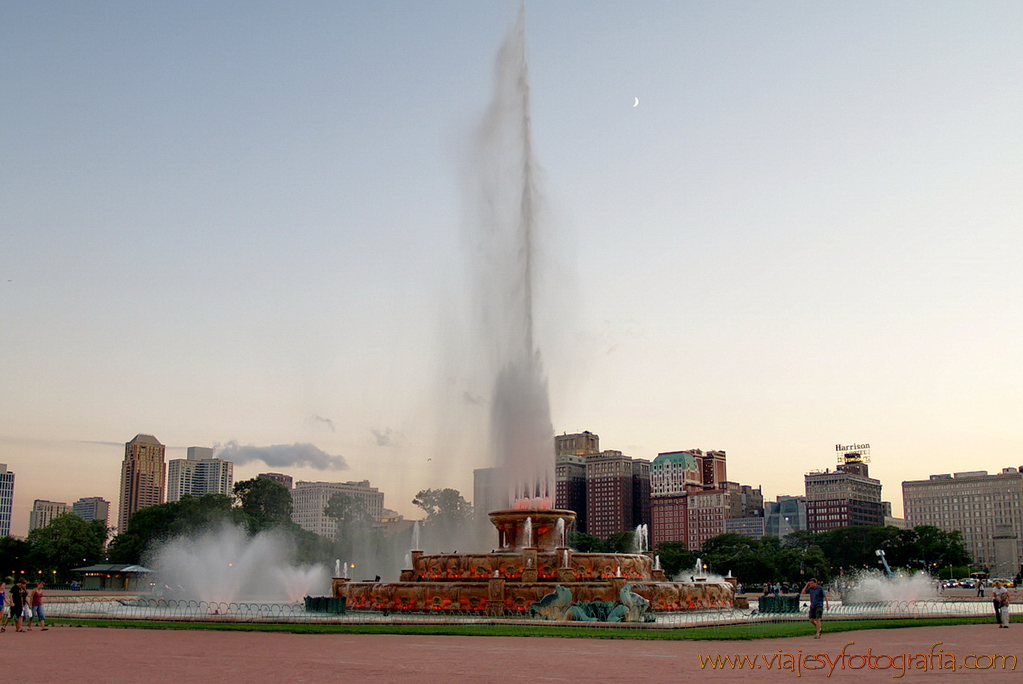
[633,524,649,554]
[465,6,554,509]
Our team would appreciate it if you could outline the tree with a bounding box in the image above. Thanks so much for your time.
[107,494,243,564]
[412,489,473,529]
[605,531,636,554]
[0,535,31,579]
[26,513,107,582]
[568,531,605,553]
[324,493,374,563]
[234,477,293,531]
[653,541,697,579]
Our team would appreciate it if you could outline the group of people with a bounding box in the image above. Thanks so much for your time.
[0,577,48,633]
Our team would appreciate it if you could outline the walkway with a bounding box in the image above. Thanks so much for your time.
[8,623,1018,683]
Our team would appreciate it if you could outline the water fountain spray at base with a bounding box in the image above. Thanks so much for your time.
[150,525,330,603]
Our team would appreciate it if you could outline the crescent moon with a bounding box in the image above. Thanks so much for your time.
[633,97,639,107]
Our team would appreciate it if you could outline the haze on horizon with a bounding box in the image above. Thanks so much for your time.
[2,2,1021,537]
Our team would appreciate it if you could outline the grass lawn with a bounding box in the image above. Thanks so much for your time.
[52,614,1007,640]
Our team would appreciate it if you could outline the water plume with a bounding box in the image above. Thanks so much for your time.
[149,524,330,603]
[464,6,554,509]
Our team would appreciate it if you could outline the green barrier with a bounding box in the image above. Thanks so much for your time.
[304,596,347,614]
[759,595,801,613]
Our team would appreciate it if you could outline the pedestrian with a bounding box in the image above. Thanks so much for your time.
[997,585,1011,628]
[31,581,48,631]
[801,578,829,638]
[977,581,985,598]
[0,576,8,632]
[10,578,28,633]
[991,581,1008,625]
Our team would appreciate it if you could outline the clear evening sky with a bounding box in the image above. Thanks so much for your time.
[2,2,1021,537]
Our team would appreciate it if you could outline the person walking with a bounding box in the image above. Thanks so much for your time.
[801,578,830,638]
[0,577,8,632]
[10,578,28,633]
[30,582,47,631]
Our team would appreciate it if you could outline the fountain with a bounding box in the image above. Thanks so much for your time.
[334,507,734,616]
[332,10,735,619]
[840,569,937,604]
[150,525,330,603]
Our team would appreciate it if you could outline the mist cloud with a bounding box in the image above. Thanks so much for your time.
[214,441,348,470]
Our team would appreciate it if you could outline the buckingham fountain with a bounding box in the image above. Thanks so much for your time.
[332,508,734,618]
[328,9,734,621]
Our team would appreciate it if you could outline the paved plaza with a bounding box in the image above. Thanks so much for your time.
[7,623,1019,683]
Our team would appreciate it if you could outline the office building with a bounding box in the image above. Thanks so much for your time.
[0,464,14,537]
[903,467,1023,574]
[585,450,651,540]
[555,431,598,532]
[29,500,70,531]
[805,448,883,532]
[259,472,294,490]
[764,495,808,538]
[166,447,234,502]
[118,433,166,532]
[73,497,111,526]
[292,480,384,538]
[650,449,755,549]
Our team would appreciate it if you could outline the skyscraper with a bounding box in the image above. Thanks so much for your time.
[118,433,166,531]
[29,500,70,531]
[0,463,14,537]
[73,497,111,526]
[805,449,882,532]
[291,480,384,538]
[903,467,1023,573]
[166,447,234,502]
[555,432,598,533]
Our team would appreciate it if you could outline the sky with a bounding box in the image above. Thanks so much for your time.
[2,1,1021,538]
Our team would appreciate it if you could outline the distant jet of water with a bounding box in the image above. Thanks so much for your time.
[467,7,555,510]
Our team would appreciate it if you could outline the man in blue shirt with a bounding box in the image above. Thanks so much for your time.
[802,578,829,638]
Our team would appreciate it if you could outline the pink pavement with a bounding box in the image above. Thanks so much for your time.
[6,623,1019,683]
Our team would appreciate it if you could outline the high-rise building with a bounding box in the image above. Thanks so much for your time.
[259,472,294,490]
[764,495,808,538]
[555,432,598,532]
[118,433,166,532]
[650,449,738,549]
[805,449,883,532]
[166,447,234,502]
[473,467,509,519]
[29,500,69,531]
[72,497,111,526]
[0,464,14,537]
[585,450,650,540]
[903,467,1023,574]
[291,480,384,538]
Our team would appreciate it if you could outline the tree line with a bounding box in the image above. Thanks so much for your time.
[0,480,476,584]
[1,481,977,588]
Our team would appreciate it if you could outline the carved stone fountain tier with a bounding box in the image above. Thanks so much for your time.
[333,509,735,616]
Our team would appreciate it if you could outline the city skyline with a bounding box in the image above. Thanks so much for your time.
[3,3,1021,536]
